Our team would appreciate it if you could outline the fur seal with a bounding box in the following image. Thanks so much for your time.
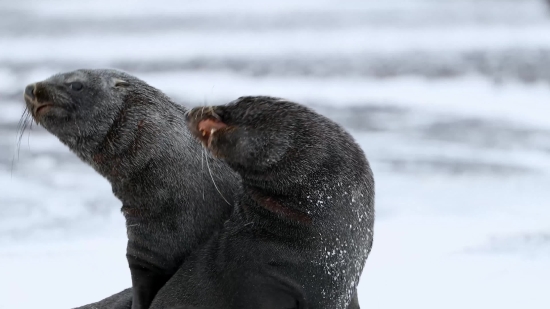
[23,69,240,309]
[147,96,375,309]
[23,71,371,309]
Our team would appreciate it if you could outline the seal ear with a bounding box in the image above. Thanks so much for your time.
[112,78,130,88]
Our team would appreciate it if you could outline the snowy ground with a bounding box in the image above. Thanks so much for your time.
[1,0,549,308]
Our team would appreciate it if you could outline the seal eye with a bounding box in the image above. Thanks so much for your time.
[70,82,83,91]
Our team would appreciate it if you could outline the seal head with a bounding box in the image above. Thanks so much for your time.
[24,70,131,151]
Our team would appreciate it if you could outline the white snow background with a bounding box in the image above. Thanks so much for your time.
[0,0,549,308]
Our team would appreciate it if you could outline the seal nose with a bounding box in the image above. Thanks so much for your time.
[25,84,36,100]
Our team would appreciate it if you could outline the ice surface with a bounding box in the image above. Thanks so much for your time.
[1,0,549,308]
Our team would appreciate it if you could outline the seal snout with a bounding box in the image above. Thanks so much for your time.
[197,118,227,145]
[24,84,36,100]
[24,82,54,120]
[187,107,228,148]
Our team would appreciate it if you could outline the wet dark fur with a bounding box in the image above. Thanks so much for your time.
[23,71,372,309]
[147,97,375,309]
[23,69,240,309]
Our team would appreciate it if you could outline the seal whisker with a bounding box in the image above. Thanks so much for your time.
[11,108,31,177]
[15,106,27,136]
[18,109,32,155]
[204,149,231,206]
[74,117,82,137]
[201,147,205,201]
[26,116,35,150]
[16,108,29,154]
[200,98,208,202]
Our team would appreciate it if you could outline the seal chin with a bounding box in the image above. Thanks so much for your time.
[26,101,55,123]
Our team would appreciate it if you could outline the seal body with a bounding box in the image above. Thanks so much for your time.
[24,69,240,309]
[150,97,375,309]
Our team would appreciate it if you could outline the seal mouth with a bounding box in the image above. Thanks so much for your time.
[197,117,227,147]
[24,92,54,122]
[26,101,55,122]
[34,103,54,118]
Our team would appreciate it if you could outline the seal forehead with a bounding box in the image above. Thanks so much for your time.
[46,70,88,84]
[67,71,89,83]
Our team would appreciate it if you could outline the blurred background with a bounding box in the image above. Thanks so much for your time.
[1,0,549,308]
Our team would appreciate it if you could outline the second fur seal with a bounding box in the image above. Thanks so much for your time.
[148,96,375,308]
[23,69,240,309]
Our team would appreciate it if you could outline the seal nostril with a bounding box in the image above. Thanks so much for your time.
[25,84,36,99]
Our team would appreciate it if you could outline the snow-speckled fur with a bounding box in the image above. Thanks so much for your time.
[23,71,372,309]
[148,97,374,309]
